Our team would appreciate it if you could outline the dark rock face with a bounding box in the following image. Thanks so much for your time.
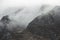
[0,15,12,40]
[1,15,10,24]
[27,7,60,40]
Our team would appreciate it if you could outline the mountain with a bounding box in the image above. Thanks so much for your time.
[26,6,60,40]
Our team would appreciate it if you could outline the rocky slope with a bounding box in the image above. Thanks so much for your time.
[1,6,60,40]
[26,6,60,40]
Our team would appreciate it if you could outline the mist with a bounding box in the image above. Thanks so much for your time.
[0,0,58,30]
[0,0,60,40]
[0,5,55,29]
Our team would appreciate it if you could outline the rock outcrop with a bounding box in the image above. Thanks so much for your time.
[0,15,12,40]
[27,6,60,40]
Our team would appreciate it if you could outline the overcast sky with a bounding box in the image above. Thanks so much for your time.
[0,0,60,28]
[0,0,60,8]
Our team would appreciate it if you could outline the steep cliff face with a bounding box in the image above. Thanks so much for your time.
[26,6,60,40]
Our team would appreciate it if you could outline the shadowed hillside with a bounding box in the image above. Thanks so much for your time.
[26,6,60,40]
[1,6,60,40]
